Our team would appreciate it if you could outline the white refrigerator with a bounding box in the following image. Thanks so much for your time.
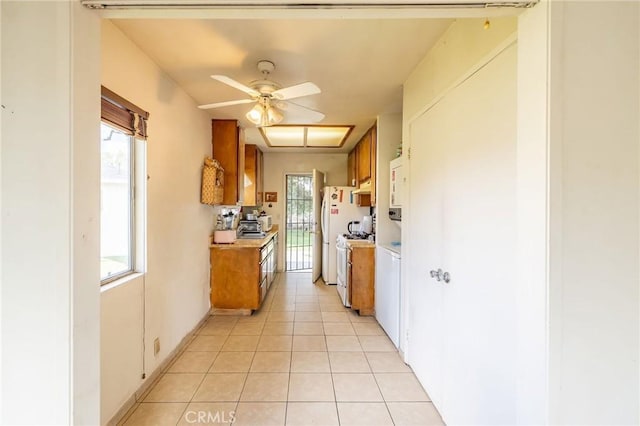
[320,186,369,284]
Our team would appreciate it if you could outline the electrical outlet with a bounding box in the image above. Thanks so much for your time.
[154,338,160,356]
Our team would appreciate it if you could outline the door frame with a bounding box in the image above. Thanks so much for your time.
[283,172,314,271]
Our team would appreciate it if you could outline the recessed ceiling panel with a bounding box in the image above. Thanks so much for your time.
[261,126,305,147]
[260,125,353,148]
[306,126,353,147]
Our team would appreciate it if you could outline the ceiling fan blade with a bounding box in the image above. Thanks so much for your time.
[280,101,325,123]
[272,82,321,101]
[211,75,260,97]
[198,99,254,110]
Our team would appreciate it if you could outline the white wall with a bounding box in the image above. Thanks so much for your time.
[262,152,347,270]
[545,2,639,424]
[402,18,518,123]
[375,113,402,248]
[515,2,551,423]
[517,2,640,423]
[1,2,100,424]
[100,20,213,424]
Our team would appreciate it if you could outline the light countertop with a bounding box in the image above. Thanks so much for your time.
[345,239,375,249]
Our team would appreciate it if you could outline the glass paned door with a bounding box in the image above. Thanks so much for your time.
[285,174,313,271]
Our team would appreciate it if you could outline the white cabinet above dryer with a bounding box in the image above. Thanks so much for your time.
[390,157,403,208]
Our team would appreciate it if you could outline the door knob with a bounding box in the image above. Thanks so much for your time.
[429,268,450,283]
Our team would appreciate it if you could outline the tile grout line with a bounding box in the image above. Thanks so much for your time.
[176,318,231,425]
[127,272,419,426]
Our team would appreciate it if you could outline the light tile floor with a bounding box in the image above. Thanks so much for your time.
[119,272,445,426]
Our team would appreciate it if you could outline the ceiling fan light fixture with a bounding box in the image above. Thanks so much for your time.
[200,60,323,125]
[246,103,264,125]
[266,106,284,125]
[246,101,284,127]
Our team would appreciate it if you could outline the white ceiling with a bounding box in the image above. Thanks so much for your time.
[111,18,453,152]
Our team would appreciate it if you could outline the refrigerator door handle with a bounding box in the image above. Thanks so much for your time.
[320,196,326,238]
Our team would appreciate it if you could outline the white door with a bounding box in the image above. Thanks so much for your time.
[311,169,325,282]
[407,108,446,410]
[406,44,517,424]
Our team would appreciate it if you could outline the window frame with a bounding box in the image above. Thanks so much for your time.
[99,87,148,286]
[100,121,137,285]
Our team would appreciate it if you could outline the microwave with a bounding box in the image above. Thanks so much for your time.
[257,215,273,231]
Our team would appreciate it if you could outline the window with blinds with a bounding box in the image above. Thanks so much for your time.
[100,87,148,284]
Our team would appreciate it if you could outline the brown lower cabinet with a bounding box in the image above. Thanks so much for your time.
[347,243,375,316]
[210,231,278,312]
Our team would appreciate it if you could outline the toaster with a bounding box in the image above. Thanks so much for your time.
[257,215,272,232]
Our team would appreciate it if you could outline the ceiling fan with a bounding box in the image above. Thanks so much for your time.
[198,60,325,127]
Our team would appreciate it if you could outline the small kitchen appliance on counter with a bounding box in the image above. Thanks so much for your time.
[237,219,266,239]
[213,208,240,244]
[361,215,373,234]
[257,215,273,232]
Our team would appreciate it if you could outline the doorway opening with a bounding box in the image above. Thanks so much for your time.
[285,174,313,271]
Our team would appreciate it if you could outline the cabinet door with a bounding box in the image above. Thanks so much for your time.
[257,148,264,205]
[260,277,267,303]
[243,144,258,206]
[267,239,275,286]
[212,119,241,205]
[260,257,268,284]
[370,125,377,206]
[357,131,371,183]
[356,194,371,207]
[347,150,357,187]
[268,250,275,287]
[350,247,374,314]
[243,144,264,206]
[273,233,279,272]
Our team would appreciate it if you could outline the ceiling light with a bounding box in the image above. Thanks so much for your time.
[260,125,354,148]
[266,106,283,124]
[245,99,283,127]
[246,104,263,124]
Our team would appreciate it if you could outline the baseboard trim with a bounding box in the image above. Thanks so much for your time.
[106,311,210,426]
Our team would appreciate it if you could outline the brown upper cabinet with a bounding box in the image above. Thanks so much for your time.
[370,125,377,206]
[211,119,245,205]
[349,123,377,207]
[357,130,372,183]
[347,150,357,187]
[244,144,264,207]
